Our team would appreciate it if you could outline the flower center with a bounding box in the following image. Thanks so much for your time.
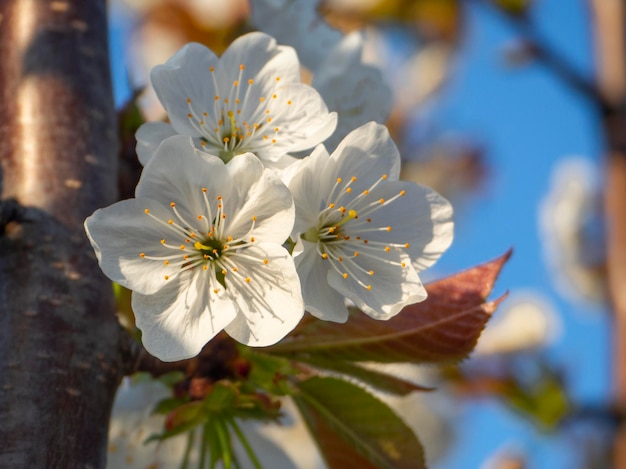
[303,174,410,292]
[184,63,294,161]
[139,188,262,294]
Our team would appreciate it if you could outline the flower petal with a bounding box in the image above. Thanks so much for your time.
[136,135,228,222]
[294,239,349,322]
[151,42,218,136]
[224,243,304,345]
[250,0,342,71]
[329,252,426,320]
[225,156,295,243]
[322,122,401,198]
[85,198,189,295]
[287,144,329,235]
[133,270,238,361]
[135,121,179,166]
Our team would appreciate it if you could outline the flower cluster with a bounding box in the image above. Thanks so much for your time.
[85,32,453,361]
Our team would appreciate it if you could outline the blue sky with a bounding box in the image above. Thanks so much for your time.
[428,1,611,467]
[108,1,611,467]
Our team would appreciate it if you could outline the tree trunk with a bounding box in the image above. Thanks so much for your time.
[0,0,128,466]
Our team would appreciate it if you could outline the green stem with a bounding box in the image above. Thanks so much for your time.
[215,417,233,469]
[228,417,264,469]
[180,429,195,469]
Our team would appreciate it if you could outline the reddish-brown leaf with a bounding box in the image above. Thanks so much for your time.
[267,250,511,364]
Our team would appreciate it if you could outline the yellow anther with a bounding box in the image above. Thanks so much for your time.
[401,262,406,267]
[164,260,169,265]
[245,277,251,283]
[144,209,150,214]
[164,275,169,280]
[287,100,292,105]
[328,203,335,208]
[160,239,166,244]
[366,285,372,291]
[342,273,348,279]
[259,97,265,102]
[354,251,359,257]
[186,98,192,103]
[368,270,374,275]
[214,95,220,101]
[321,253,328,259]
[221,269,227,275]
[233,80,239,86]
[239,64,245,70]
[250,237,255,242]
[203,254,209,259]
[351,176,357,182]
[213,288,219,293]
[404,243,410,248]
[338,257,343,262]
[139,253,145,258]
[232,267,238,272]
[201,141,207,147]
[183,255,189,260]
[209,66,215,72]
[272,94,277,99]
[386,226,392,232]
[179,245,185,250]
[337,177,342,183]
[363,190,369,195]
[167,219,173,225]
[400,190,406,196]
[382,174,388,180]
[272,139,276,144]
[346,187,352,193]
[223,137,230,143]
[227,236,233,242]
[263,259,269,265]
[275,76,280,81]
[203,265,209,271]
[248,79,254,85]
[379,198,385,204]
[170,202,176,207]
[367,218,372,223]
[252,216,257,221]
[197,215,203,220]
[384,246,391,252]
[363,240,369,244]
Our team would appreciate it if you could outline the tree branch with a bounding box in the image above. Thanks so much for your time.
[0,1,125,466]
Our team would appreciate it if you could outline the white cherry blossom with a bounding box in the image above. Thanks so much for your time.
[136,32,337,166]
[249,0,343,71]
[288,122,453,322]
[85,136,304,361]
[313,32,393,151]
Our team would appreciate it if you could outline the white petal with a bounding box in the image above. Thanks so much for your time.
[250,0,343,70]
[133,270,238,361]
[313,32,393,152]
[218,32,300,86]
[356,181,454,272]
[85,198,190,295]
[136,135,228,221]
[227,153,295,244]
[224,243,304,345]
[135,122,179,166]
[294,239,349,322]
[322,122,401,198]
[151,42,218,136]
[288,144,329,235]
[329,252,426,320]
[252,84,337,161]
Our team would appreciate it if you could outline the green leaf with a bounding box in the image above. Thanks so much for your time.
[267,251,511,364]
[294,376,425,469]
[296,356,433,396]
[239,348,299,395]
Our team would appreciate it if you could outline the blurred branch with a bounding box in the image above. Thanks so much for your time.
[472,0,614,114]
